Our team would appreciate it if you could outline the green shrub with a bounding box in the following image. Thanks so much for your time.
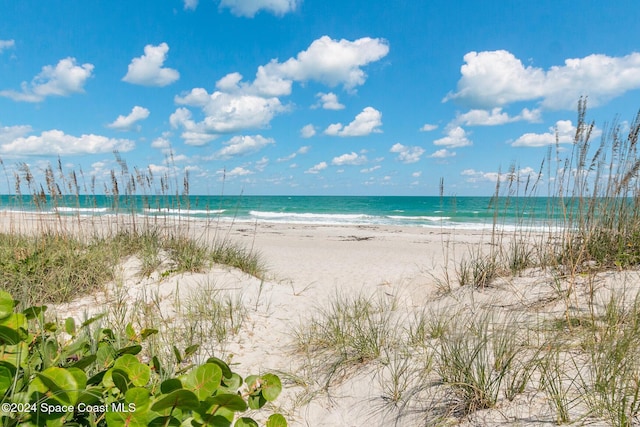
[0,290,285,427]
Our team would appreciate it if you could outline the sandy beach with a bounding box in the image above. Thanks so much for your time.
[3,213,640,426]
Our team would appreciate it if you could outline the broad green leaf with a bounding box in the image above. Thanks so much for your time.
[221,373,242,392]
[67,367,87,391]
[151,389,200,412]
[0,313,27,331]
[160,378,183,394]
[117,344,142,356]
[22,305,47,320]
[0,325,21,345]
[64,317,76,335]
[266,414,287,427]
[32,367,79,405]
[148,416,181,426]
[112,368,130,393]
[0,342,28,367]
[234,417,258,427]
[247,394,266,410]
[260,374,282,402]
[0,291,14,319]
[113,354,150,387]
[68,354,97,370]
[206,357,232,379]
[185,363,222,400]
[208,394,246,412]
[0,365,12,395]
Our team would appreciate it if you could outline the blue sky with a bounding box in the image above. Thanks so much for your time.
[1,0,639,196]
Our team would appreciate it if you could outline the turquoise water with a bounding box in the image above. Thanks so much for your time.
[0,195,564,230]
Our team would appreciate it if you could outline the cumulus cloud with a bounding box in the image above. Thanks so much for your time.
[454,107,541,126]
[324,107,383,137]
[511,120,577,147]
[219,0,299,17]
[0,125,32,144]
[107,106,150,131]
[419,123,438,132]
[224,166,253,177]
[214,134,274,159]
[151,137,171,149]
[305,161,327,174]
[256,36,389,94]
[171,91,284,144]
[300,124,316,138]
[429,148,456,158]
[0,57,94,102]
[445,50,640,110]
[123,43,179,87]
[0,129,134,155]
[173,36,386,143]
[0,39,15,53]
[433,126,472,148]
[331,152,367,166]
[461,167,538,183]
[390,143,425,164]
[315,92,345,110]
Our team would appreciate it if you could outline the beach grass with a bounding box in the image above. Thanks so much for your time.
[3,100,640,425]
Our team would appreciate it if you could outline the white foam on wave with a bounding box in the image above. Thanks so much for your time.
[55,207,110,213]
[387,215,451,221]
[144,208,225,215]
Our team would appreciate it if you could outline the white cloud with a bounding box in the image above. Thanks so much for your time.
[428,148,456,158]
[219,0,299,17]
[315,92,345,110]
[0,57,94,102]
[445,50,640,110]
[255,156,269,171]
[258,36,389,92]
[390,143,425,164]
[300,124,316,138]
[0,125,32,144]
[172,91,284,143]
[433,126,472,148]
[360,165,381,173]
[412,171,422,178]
[123,43,179,87]
[173,36,386,143]
[462,167,538,183]
[151,137,171,149]
[277,145,309,162]
[183,0,198,10]
[224,166,253,177]
[305,161,327,174]
[0,129,134,155]
[0,39,15,53]
[107,106,150,131]
[454,107,541,126]
[214,134,274,159]
[419,123,438,132]
[324,107,382,137]
[331,152,367,166]
[511,120,577,147]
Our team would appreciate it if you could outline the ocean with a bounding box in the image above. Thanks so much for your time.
[0,194,567,230]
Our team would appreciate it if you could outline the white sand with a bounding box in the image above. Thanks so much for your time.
[3,213,639,426]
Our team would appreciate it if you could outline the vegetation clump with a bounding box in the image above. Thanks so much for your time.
[0,290,286,427]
